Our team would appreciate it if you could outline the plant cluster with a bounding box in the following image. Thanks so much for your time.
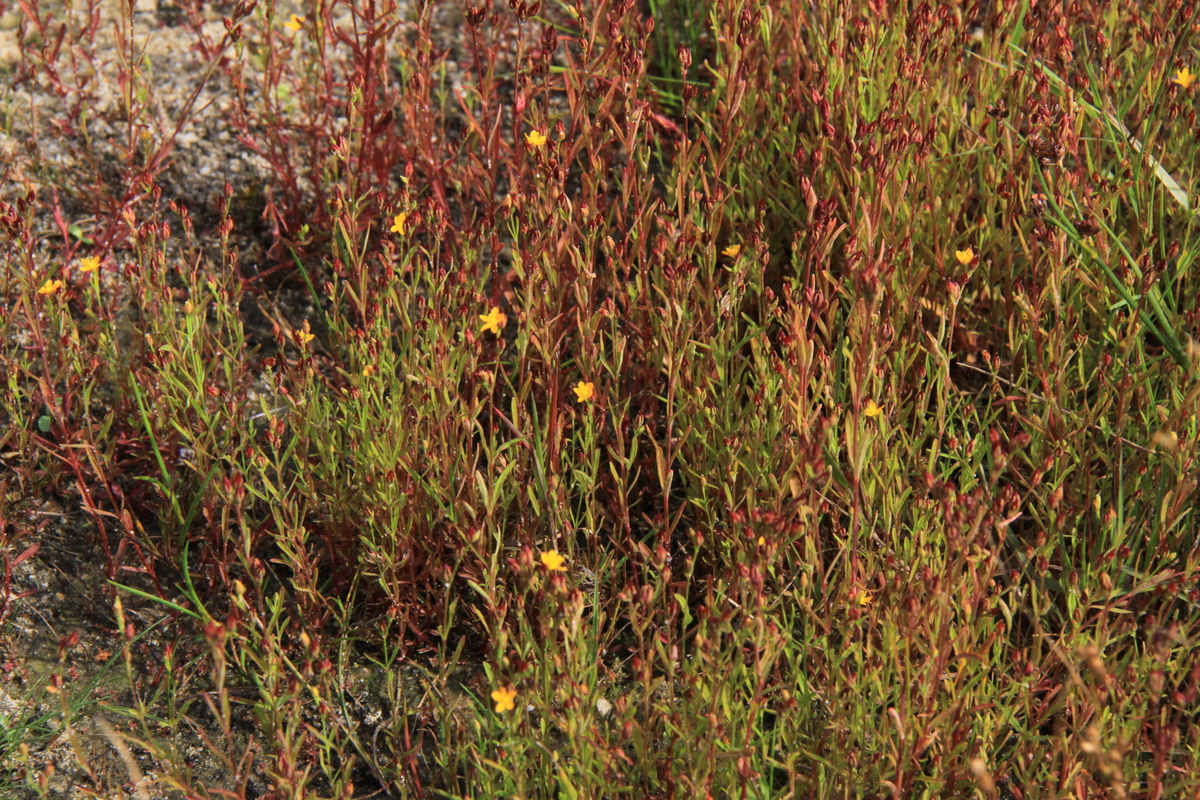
[2,0,1199,797]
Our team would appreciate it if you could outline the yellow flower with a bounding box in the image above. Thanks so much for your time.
[722,244,741,258]
[284,13,305,32]
[390,213,407,235]
[37,279,63,296]
[295,321,315,345]
[79,256,101,273]
[491,685,517,713]
[362,365,375,377]
[479,306,506,336]
[573,381,595,403]
[863,399,883,418]
[1173,66,1196,88]
[524,130,547,147]
[540,550,567,571]
[955,247,974,265]
[855,590,874,607]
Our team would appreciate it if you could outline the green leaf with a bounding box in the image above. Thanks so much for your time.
[67,224,94,245]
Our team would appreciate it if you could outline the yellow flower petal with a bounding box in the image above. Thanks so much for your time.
[525,130,548,147]
[284,13,305,32]
[540,550,567,571]
[390,213,407,235]
[491,686,517,713]
[37,279,63,296]
[722,244,741,258]
[572,381,595,403]
[479,306,506,336]
[79,256,101,273]
[295,320,315,345]
[1173,67,1196,89]
[863,399,883,418]
[955,247,974,265]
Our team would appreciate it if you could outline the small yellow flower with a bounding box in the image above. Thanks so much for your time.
[863,399,883,418]
[1173,66,1196,89]
[295,321,315,345]
[540,550,567,572]
[855,590,874,607]
[955,247,974,265]
[524,130,547,147]
[722,244,741,258]
[573,381,595,403]
[37,279,63,296]
[390,213,407,235]
[491,685,517,713]
[479,306,506,336]
[79,256,101,273]
[362,365,375,377]
[284,13,305,33]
